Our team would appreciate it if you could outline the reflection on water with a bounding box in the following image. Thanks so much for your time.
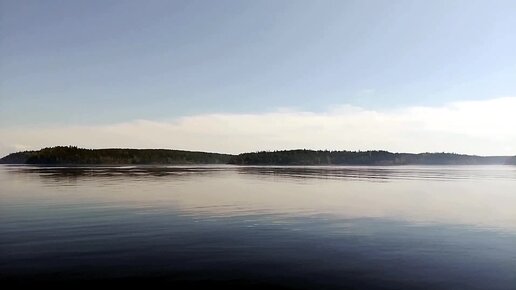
[1,165,516,289]
[8,164,516,181]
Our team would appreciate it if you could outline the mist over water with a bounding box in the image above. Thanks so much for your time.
[1,165,515,289]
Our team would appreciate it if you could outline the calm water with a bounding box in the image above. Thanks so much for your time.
[1,165,516,289]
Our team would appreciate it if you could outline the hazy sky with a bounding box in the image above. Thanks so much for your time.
[1,0,515,156]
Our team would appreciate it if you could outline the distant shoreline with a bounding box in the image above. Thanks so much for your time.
[1,146,515,166]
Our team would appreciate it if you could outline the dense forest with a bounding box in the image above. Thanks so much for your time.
[0,146,232,165]
[0,147,514,165]
[227,150,513,165]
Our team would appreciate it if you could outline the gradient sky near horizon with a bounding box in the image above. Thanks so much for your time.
[1,0,516,156]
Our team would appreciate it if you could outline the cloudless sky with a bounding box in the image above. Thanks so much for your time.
[1,0,516,126]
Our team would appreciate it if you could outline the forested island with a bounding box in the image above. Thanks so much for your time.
[1,146,515,165]
[0,146,232,165]
[228,150,513,165]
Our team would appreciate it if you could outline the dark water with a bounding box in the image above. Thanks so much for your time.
[1,165,516,289]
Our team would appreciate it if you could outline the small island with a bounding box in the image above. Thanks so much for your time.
[0,146,232,165]
[228,150,515,165]
[1,146,515,165]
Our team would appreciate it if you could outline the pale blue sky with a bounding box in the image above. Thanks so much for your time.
[1,0,515,127]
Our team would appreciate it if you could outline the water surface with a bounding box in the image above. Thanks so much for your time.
[1,165,515,289]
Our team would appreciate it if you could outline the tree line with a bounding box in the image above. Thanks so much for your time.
[227,149,513,165]
[1,147,514,165]
[0,146,232,165]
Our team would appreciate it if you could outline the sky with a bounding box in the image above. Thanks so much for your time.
[1,0,515,156]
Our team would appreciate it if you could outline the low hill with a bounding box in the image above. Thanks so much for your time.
[227,150,513,165]
[1,147,514,165]
[0,146,233,165]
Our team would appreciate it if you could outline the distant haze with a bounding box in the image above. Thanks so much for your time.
[1,97,514,157]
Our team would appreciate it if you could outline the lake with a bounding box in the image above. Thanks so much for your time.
[1,165,515,289]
